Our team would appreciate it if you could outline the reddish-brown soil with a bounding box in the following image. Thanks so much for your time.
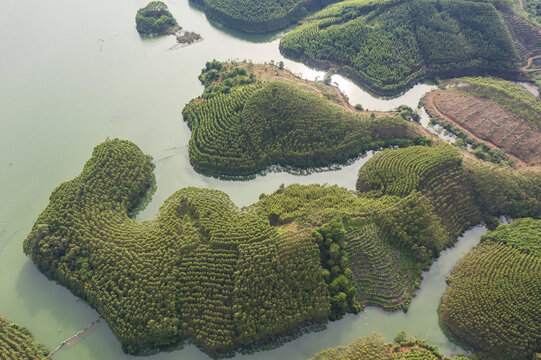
[235,62,395,117]
[424,90,541,166]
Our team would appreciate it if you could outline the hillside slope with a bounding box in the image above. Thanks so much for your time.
[183,62,421,177]
[441,218,541,359]
[280,0,520,95]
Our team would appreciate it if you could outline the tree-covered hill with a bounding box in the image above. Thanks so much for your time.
[23,139,541,356]
[191,0,340,33]
[280,0,521,96]
[136,1,180,35]
[0,317,50,359]
[441,218,541,359]
[182,61,423,177]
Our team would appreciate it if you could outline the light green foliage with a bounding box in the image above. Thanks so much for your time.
[135,1,179,35]
[23,139,330,355]
[310,332,466,359]
[441,238,541,359]
[482,217,541,258]
[448,77,541,128]
[183,62,420,177]
[0,317,50,359]
[357,145,476,247]
[280,0,519,95]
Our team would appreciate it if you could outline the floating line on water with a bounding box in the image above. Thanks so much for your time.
[50,318,101,356]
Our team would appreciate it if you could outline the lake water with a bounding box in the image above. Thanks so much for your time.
[0,0,476,358]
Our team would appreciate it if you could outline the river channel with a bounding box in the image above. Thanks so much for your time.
[0,0,482,358]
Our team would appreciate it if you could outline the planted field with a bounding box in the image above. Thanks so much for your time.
[346,225,420,311]
[183,62,419,177]
[425,90,541,165]
[0,317,50,359]
[441,232,541,359]
[423,77,541,166]
[280,0,519,95]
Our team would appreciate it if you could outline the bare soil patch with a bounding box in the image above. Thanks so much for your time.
[424,90,541,166]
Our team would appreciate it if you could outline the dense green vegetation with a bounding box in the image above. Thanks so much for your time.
[23,139,332,355]
[482,217,541,256]
[0,317,50,359]
[357,144,541,257]
[313,218,361,319]
[280,0,520,95]
[519,0,541,25]
[24,139,541,355]
[309,332,470,359]
[192,0,340,33]
[447,77,541,128]
[183,62,423,177]
[136,1,179,35]
[346,224,421,311]
[441,219,541,359]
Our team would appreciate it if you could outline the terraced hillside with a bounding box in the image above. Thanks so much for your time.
[346,225,420,311]
[501,13,541,65]
[0,317,50,359]
[423,77,541,166]
[357,145,541,250]
[280,0,520,95]
[191,0,340,33]
[441,218,541,359]
[183,61,421,177]
[309,332,470,359]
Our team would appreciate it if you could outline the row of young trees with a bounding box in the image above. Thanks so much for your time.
[183,62,420,177]
[0,317,50,359]
[280,0,519,95]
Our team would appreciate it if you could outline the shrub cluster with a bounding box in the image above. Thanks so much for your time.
[136,1,179,35]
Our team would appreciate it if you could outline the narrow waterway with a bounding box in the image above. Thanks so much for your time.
[0,0,474,359]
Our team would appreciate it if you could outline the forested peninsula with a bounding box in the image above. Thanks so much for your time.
[280,0,522,96]
[0,317,50,359]
[441,218,541,359]
[23,138,541,356]
[190,0,340,33]
[182,61,423,178]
